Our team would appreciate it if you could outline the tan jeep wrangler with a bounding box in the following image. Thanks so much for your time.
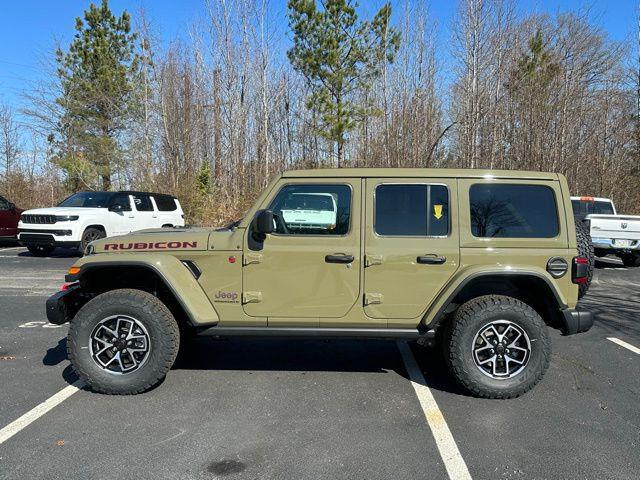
[47,168,594,398]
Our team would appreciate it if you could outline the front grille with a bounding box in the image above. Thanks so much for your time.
[22,214,57,224]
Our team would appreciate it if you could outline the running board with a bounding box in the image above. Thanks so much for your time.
[196,326,434,339]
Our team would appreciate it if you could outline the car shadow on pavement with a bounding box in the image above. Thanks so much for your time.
[43,337,81,385]
[173,337,465,396]
[19,248,81,258]
[594,258,625,269]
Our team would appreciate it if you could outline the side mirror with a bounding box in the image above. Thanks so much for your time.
[108,204,123,212]
[254,209,274,235]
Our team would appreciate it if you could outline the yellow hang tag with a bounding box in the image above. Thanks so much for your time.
[433,204,443,220]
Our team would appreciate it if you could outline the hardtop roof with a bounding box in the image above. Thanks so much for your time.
[282,168,559,180]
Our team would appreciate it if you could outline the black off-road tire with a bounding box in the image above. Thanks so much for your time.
[575,221,594,299]
[67,289,180,395]
[80,227,105,253]
[445,295,551,399]
[621,253,640,268]
[26,244,55,257]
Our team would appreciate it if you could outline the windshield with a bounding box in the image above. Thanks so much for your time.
[58,192,114,208]
[572,200,615,216]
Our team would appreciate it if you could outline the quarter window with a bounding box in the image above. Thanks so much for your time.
[0,196,10,210]
[375,184,449,236]
[469,184,559,238]
[154,195,177,211]
[268,184,351,235]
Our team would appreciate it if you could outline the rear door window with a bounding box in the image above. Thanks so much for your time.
[374,184,449,237]
[469,184,559,238]
[133,194,154,212]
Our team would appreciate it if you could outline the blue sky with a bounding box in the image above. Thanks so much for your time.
[0,0,637,109]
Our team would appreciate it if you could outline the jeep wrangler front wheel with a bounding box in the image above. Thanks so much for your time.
[67,289,180,394]
[445,295,551,399]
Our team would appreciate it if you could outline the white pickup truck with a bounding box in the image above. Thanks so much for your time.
[571,196,640,267]
[18,191,184,256]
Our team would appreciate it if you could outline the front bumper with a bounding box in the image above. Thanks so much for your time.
[18,231,80,248]
[560,309,594,335]
[46,286,87,325]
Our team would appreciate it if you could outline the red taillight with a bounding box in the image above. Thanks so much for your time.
[572,257,589,284]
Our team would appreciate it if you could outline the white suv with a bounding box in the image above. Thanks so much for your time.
[18,191,185,256]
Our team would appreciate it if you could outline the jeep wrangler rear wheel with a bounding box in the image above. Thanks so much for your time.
[67,289,180,394]
[445,295,551,399]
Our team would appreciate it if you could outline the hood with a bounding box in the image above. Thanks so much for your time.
[21,207,105,216]
[88,227,242,254]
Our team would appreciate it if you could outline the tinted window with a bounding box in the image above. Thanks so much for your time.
[375,184,449,236]
[0,196,10,210]
[110,194,132,212]
[470,184,559,238]
[154,195,177,211]
[268,184,351,235]
[571,199,614,216]
[58,192,113,208]
[133,194,153,212]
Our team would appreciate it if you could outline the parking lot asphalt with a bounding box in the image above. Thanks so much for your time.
[0,246,638,480]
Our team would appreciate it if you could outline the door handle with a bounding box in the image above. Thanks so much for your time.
[325,254,354,264]
[417,255,446,265]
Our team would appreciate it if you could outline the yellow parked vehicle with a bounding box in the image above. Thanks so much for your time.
[48,168,593,398]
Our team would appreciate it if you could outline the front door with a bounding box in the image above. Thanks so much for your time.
[108,194,136,236]
[363,178,459,319]
[242,179,361,325]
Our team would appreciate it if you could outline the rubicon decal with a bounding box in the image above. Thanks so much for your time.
[104,241,198,251]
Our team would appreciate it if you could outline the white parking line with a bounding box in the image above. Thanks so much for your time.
[607,337,640,355]
[0,381,83,445]
[397,341,472,480]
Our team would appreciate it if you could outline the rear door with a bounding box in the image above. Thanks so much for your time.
[363,178,460,320]
[131,193,157,230]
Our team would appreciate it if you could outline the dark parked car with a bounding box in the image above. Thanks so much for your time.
[0,195,23,239]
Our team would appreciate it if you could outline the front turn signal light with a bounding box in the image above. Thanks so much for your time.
[67,266,81,276]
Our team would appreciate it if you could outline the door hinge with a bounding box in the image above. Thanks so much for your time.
[242,291,263,304]
[243,253,263,266]
[364,292,383,306]
[365,254,383,267]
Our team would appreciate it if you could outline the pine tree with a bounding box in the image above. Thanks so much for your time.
[51,0,141,190]
[287,0,400,166]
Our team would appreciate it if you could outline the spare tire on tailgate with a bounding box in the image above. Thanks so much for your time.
[575,220,594,299]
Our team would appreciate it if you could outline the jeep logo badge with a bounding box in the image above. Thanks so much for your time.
[622,222,628,229]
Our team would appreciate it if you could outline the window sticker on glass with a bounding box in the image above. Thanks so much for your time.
[268,184,351,236]
[280,193,337,230]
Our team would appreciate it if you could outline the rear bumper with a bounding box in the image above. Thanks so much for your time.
[592,237,640,251]
[560,309,594,335]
